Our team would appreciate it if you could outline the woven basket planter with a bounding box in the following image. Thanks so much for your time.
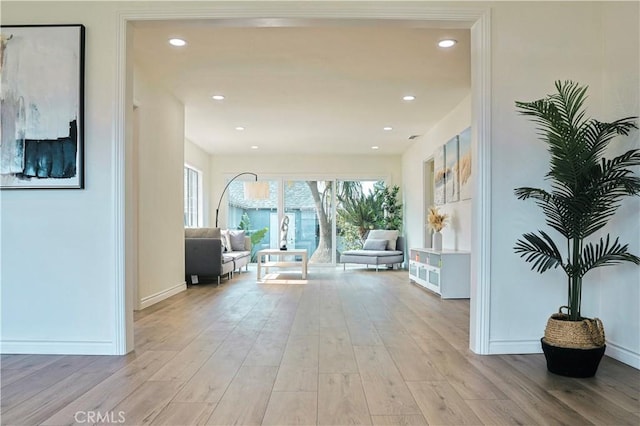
[543,307,605,349]
[541,307,606,377]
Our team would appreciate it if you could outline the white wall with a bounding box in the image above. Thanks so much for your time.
[184,139,212,227]
[210,154,402,229]
[1,2,122,354]
[402,95,471,253]
[134,65,186,310]
[487,2,640,366]
[593,4,640,366]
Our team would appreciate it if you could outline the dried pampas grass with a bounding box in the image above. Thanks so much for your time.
[427,206,448,232]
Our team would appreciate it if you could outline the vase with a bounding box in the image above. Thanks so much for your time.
[432,231,442,251]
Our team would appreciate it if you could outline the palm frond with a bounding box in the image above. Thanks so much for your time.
[552,80,589,129]
[514,231,564,273]
[514,187,551,201]
[571,150,640,237]
[580,118,639,164]
[579,235,640,277]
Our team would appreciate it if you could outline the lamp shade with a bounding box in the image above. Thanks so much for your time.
[244,181,270,200]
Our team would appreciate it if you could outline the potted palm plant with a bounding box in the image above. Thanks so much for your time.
[514,80,640,377]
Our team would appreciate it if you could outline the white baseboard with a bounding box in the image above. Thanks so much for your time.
[489,338,639,370]
[138,281,186,310]
[1,339,114,355]
[605,340,640,369]
[489,339,543,354]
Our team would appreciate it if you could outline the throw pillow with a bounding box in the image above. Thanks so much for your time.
[363,238,388,251]
[228,230,246,251]
[366,229,399,250]
[220,230,230,252]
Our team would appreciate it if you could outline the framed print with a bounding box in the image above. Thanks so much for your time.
[445,135,459,202]
[458,127,472,200]
[434,145,446,205]
[1,24,85,189]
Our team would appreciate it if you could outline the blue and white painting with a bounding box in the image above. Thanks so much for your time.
[1,25,84,189]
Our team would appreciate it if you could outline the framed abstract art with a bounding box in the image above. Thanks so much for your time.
[458,127,472,200]
[434,145,446,205]
[445,135,459,202]
[1,24,85,189]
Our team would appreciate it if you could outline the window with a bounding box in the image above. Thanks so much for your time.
[184,165,202,227]
[225,177,387,265]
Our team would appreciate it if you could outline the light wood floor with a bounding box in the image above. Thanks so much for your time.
[2,268,639,425]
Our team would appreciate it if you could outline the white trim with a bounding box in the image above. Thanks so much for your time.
[114,3,492,355]
[113,12,130,356]
[469,10,492,355]
[605,340,640,369]
[139,282,187,310]
[1,340,114,355]
[489,339,543,355]
[184,164,204,228]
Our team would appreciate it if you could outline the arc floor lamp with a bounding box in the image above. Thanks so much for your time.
[215,172,258,228]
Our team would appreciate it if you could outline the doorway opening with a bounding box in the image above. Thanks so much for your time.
[116,5,491,356]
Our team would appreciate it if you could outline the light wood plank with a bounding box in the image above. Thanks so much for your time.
[261,391,318,425]
[40,350,177,426]
[383,339,446,382]
[1,355,103,410]
[0,354,62,371]
[430,349,506,400]
[150,402,216,425]
[465,352,594,425]
[172,355,243,403]
[280,334,319,367]
[353,345,421,416]
[406,381,482,425]
[466,399,540,425]
[319,327,358,374]
[0,372,109,426]
[97,380,184,425]
[318,373,371,425]
[205,365,278,425]
[273,365,318,392]
[242,330,289,367]
[346,320,384,346]
[549,388,640,425]
[370,415,428,425]
[148,346,213,382]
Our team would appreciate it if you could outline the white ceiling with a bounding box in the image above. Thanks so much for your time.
[132,21,470,156]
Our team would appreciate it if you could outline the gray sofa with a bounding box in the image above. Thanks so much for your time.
[340,230,405,271]
[185,228,251,285]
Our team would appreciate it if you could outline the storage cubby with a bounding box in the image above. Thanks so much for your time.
[408,248,470,299]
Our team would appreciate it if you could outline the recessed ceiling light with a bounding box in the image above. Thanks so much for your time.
[168,38,187,47]
[371,146,379,150]
[212,95,225,101]
[438,39,457,48]
[402,95,416,101]
[251,145,259,150]
[383,126,393,131]
[235,126,245,131]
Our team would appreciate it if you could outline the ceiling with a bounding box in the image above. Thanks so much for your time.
[132,21,470,156]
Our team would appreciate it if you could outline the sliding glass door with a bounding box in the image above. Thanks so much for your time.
[227,179,277,257]
[284,180,334,264]
[226,177,383,265]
